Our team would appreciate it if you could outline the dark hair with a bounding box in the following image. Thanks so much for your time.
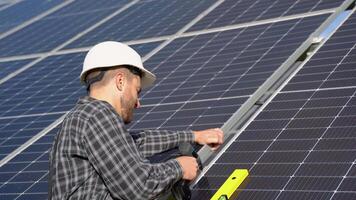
[125,65,143,78]
[84,65,142,92]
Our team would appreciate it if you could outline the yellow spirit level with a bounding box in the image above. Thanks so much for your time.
[210,169,249,200]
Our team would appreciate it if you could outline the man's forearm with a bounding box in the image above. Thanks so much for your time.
[133,130,194,157]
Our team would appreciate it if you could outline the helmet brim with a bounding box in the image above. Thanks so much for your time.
[140,67,156,89]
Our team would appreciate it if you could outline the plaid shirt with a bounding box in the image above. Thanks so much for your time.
[49,96,194,200]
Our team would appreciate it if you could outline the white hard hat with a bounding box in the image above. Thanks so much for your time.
[80,41,156,88]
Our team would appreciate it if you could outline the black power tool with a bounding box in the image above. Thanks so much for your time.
[171,143,203,200]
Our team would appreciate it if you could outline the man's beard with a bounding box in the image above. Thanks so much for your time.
[120,96,134,124]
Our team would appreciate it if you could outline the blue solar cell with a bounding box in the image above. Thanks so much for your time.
[296,163,351,177]
[0,183,33,194]
[333,193,356,200]
[64,0,216,49]
[277,192,332,200]
[27,181,48,193]
[11,171,45,182]
[0,0,63,33]
[189,0,345,32]
[0,59,33,79]
[250,163,299,176]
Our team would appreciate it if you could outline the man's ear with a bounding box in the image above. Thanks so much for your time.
[115,72,125,92]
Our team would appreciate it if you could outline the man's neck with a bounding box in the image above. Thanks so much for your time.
[89,89,122,115]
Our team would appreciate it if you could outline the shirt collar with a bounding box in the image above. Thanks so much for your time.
[78,96,97,105]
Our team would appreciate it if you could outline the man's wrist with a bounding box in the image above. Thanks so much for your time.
[177,130,195,143]
[170,159,183,180]
[192,130,198,143]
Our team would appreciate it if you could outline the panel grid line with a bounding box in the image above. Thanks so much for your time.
[0,0,21,12]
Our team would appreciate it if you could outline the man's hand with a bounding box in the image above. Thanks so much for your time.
[176,156,199,181]
[193,128,224,151]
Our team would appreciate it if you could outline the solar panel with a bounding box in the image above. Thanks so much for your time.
[0,59,34,80]
[0,113,62,160]
[0,127,59,200]
[64,0,216,49]
[0,0,62,33]
[0,0,354,199]
[189,0,346,32]
[0,0,129,57]
[192,9,356,200]
[0,10,332,198]
[137,14,329,106]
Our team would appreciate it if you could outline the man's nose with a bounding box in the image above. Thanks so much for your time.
[135,99,141,109]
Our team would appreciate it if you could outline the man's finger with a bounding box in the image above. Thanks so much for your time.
[211,144,220,151]
[213,131,222,144]
[207,136,219,144]
[218,135,223,144]
[214,128,223,134]
[217,130,224,144]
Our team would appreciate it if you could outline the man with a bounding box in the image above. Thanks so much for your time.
[49,41,224,199]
